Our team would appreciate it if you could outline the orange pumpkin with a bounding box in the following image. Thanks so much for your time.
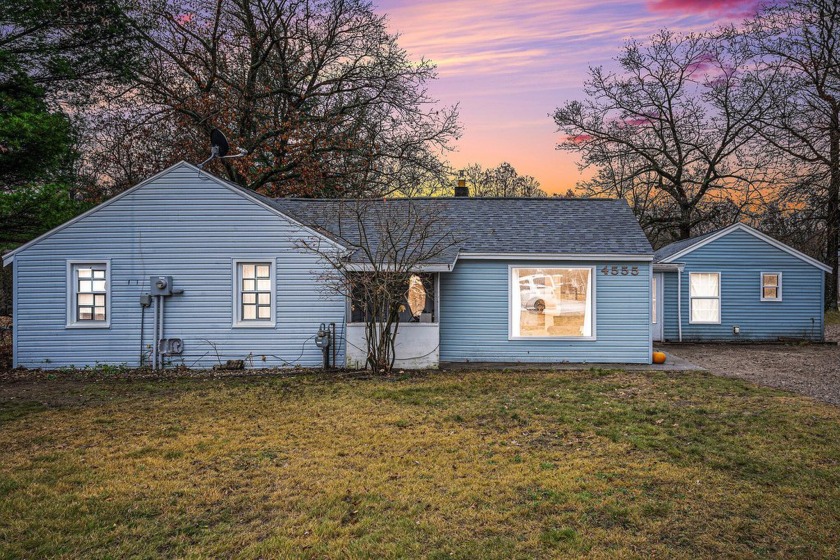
[652,351,666,364]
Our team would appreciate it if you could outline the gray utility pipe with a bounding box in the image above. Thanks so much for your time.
[152,295,158,369]
[158,294,165,369]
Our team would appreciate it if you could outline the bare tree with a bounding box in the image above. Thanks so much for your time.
[459,162,546,197]
[83,0,460,197]
[554,29,777,241]
[746,0,840,309]
[297,199,459,374]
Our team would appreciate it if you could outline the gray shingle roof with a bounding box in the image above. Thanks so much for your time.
[653,228,724,262]
[268,197,653,268]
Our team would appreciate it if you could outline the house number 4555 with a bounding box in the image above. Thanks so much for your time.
[600,265,639,276]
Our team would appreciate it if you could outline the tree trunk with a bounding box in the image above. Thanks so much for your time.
[678,203,693,240]
[826,106,840,311]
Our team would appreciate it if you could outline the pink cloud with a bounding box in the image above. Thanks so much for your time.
[624,117,652,126]
[565,134,593,144]
[647,0,761,18]
[175,13,194,25]
[686,52,718,74]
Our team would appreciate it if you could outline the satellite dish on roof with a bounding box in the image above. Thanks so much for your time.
[210,128,230,158]
[197,128,247,168]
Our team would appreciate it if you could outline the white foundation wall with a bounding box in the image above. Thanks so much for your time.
[345,323,439,369]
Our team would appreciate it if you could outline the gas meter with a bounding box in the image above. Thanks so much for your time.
[315,323,334,369]
[315,324,331,349]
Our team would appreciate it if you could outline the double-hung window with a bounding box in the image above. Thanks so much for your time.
[761,272,782,301]
[234,261,275,326]
[67,262,110,327]
[689,272,720,324]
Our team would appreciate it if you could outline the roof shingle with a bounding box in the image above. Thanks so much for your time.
[268,197,653,267]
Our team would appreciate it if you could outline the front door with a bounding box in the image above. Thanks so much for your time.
[652,273,664,342]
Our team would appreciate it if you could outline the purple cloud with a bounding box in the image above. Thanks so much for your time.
[647,0,761,18]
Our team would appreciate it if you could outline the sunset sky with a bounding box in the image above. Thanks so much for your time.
[375,0,762,194]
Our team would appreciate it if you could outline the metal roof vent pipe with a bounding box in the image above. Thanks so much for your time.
[454,172,469,197]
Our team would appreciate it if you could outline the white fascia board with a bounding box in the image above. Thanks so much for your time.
[660,223,831,273]
[3,162,187,266]
[458,252,653,262]
[179,161,346,251]
[342,262,455,273]
[653,263,684,272]
[1,161,346,266]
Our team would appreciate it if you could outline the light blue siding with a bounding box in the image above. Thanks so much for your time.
[439,260,651,363]
[11,163,345,369]
[661,229,824,341]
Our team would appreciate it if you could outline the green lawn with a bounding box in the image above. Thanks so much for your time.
[1,369,839,558]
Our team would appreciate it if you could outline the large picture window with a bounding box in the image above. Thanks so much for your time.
[510,267,593,338]
[67,262,110,328]
[689,272,720,324]
[234,261,275,326]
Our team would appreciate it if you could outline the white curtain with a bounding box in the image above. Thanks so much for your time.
[690,273,720,322]
[581,270,592,337]
[511,268,522,337]
[690,273,719,297]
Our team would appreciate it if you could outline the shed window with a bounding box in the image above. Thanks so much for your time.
[761,273,781,301]
[510,267,593,338]
[68,262,109,327]
[689,272,720,324]
[235,261,274,325]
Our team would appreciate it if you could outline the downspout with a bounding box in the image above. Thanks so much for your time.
[677,267,683,342]
[648,263,653,361]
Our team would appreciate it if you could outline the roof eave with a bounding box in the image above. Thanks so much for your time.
[458,252,654,261]
[660,223,832,273]
[1,161,347,265]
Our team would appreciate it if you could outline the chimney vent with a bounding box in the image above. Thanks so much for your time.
[454,174,469,197]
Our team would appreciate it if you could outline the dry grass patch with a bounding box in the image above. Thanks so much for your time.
[1,369,839,558]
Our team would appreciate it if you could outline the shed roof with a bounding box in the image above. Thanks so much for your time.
[653,229,722,262]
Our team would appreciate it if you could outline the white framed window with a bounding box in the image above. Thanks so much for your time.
[689,272,720,324]
[509,266,594,339]
[761,272,782,301]
[67,261,110,328]
[233,260,275,327]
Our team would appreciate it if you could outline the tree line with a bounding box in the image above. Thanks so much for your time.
[1,0,838,307]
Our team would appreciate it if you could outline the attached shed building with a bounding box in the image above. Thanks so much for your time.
[653,223,829,342]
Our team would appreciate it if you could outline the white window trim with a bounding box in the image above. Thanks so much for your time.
[688,271,721,325]
[760,271,782,302]
[507,265,597,341]
[651,273,658,325]
[66,260,111,329]
[232,259,276,328]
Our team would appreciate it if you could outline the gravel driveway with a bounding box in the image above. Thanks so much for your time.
[664,324,840,406]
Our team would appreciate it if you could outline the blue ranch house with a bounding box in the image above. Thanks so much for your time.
[1,163,830,369]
